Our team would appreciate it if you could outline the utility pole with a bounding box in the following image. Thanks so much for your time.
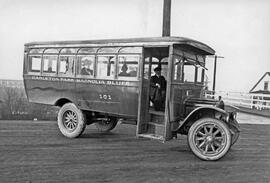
[162,0,171,37]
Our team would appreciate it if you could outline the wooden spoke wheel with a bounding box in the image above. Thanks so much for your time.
[188,118,231,161]
[57,103,86,138]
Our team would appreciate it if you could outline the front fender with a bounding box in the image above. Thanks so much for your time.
[172,106,229,134]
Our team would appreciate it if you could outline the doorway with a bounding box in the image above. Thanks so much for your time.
[136,46,173,141]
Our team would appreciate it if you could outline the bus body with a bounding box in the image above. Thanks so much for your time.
[23,37,240,161]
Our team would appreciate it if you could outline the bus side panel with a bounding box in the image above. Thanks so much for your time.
[24,76,77,106]
[76,81,138,118]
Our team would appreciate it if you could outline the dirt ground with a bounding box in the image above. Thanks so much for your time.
[0,113,270,183]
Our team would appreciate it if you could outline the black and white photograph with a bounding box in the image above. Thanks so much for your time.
[0,0,269,182]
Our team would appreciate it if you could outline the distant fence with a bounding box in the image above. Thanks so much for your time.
[205,90,270,116]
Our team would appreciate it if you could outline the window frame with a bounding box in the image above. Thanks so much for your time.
[76,54,96,78]
[42,54,58,76]
[28,54,43,75]
[117,54,140,81]
[173,54,205,84]
[26,46,143,81]
[58,55,76,77]
[96,54,117,79]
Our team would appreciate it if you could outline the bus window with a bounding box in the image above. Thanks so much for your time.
[77,56,94,76]
[97,56,115,79]
[29,55,42,73]
[197,66,203,83]
[59,56,75,75]
[173,53,206,83]
[43,55,57,74]
[183,63,195,82]
[173,56,183,81]
[118,55,139,78]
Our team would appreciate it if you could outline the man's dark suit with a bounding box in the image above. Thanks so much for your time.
[150,75,166,111]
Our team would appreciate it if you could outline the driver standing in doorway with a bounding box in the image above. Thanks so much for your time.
[150,67,167,111]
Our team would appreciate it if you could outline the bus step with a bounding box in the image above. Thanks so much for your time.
[149,109,165,116]
[138,133,164,141]
[137,122,165,140]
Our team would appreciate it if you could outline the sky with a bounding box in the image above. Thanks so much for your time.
[0,0,269,92]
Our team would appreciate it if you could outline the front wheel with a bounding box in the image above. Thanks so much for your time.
[188,118,231,161]
[57,103,86,138]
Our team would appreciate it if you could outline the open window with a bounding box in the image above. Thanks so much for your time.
[59,56,75,76]
[77,56,95,77]
[28,55,42,74]
[43,55,57,74]
[183,60,196,82]
[117,55,139,79]
[173,55,205,83]
[42,48,59,75]
[97,55,116,79]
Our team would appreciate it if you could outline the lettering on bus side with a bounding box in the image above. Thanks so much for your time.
[29,75,133,86]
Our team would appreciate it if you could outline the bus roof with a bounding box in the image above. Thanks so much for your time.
[25,36,215,55]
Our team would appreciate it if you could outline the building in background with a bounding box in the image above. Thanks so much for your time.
[249,72,270,94]
[249,72,270,110]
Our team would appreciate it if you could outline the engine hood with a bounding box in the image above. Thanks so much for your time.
[184,97,218,107]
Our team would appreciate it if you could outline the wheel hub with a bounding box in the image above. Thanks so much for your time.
[63,110,78,131]
[206,135,214,143]
[194,123,226,155]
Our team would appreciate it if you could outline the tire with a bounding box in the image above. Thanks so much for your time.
[188,118,232,161]
[228,120,240,146]
[95,117,117,132]
[57,103,86,138]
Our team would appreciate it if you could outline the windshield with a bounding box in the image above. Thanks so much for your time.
[173,54,206,83]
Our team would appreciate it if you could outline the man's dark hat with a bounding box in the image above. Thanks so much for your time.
[154,67,161,71]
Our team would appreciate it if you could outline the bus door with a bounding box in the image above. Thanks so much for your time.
[136,46,173,141]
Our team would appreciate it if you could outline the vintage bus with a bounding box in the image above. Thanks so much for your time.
[23,37,240,161]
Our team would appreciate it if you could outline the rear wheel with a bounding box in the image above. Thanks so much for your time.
[57,103,86,138]
[188,118,231,161]
[95,117,117,132]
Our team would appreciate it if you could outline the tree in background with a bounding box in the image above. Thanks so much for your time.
[0,86,57,120]
[1,87,23,119]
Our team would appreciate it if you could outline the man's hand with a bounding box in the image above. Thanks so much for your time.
[156,83,161,88]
